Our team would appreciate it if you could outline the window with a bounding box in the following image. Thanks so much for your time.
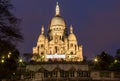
[70,44,73,47]
[60,70,64,77]
[41,52,44,55]
[77,71,82,77]
[44,71,53,78]
[64,71,69,78]
[53,71,57,77]
[44,71,48,78]
[55,46,57,53]
[41,44,44,48]
[60,71,69,78]
[75,45,77,50]
[70,51,74,55]
[82,71,89,77]
[70,71,74,77]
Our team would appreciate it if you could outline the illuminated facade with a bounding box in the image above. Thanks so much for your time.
[32,2,83,62]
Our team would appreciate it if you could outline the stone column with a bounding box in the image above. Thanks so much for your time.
[57,71,60,78]
[74,71,77,77]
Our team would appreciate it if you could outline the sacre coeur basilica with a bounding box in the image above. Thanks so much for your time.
[32,2,83,62]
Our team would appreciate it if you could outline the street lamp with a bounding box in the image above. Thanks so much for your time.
[8,52,12,58]
[114,59,118,63]
[93,57,99,69]
[94,57,98,63]
[19,58,23,63]
[1,59,5,63]
[18,58,23,70]
[18,58,24,78]
[1,56,5,63]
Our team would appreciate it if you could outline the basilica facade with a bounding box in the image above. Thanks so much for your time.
[32,3,83,62]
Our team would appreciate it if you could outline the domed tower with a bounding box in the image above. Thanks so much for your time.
[32,26,46,61]
[37,25,45,46]
[68,25,78,47]
[48,2,68,41]
[67,25,83,61]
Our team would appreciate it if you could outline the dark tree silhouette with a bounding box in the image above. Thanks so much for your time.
[110,49,120,71]
[82,56,88,63]
[0,0,23,79]
[0,0,23,56]
[94,51,114,70]
[116,49,120,61]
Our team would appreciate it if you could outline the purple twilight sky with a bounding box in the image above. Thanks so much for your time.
[11,0,120,59]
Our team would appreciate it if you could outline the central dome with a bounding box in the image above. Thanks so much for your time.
[50,15,66,27]
[49,2,66,28]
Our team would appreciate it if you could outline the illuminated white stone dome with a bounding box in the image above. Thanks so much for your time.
[50,15,66,27]
[68,33,77,41]
[49,2,66,28]
[68,25,77,41]
[38,25,45,41]
[38,34,45,41]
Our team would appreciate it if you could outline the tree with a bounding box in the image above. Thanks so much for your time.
[94,51,114,70]
[0,0,23,79]
[82,56,87,63]
[115,49,120,61]
[110,49,120,71]
[0,0,23,56]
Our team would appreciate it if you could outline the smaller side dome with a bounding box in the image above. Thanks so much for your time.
[68,25,77,41]
[38,25,45,41]
[68,33,77,41]
[38,34,45,41]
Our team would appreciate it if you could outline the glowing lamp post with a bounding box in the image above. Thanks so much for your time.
[114,59,118,63]
[8,52,11,58]
[94,57,98,69]
[18,58,23,76]
[94,58,98,63]
[19,58,23,63]
[1,59,5,63]
[1,56,5,63]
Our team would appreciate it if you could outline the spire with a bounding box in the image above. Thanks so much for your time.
[41,25,44,34]
[55,2,60,15]
[70,25,73,34]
